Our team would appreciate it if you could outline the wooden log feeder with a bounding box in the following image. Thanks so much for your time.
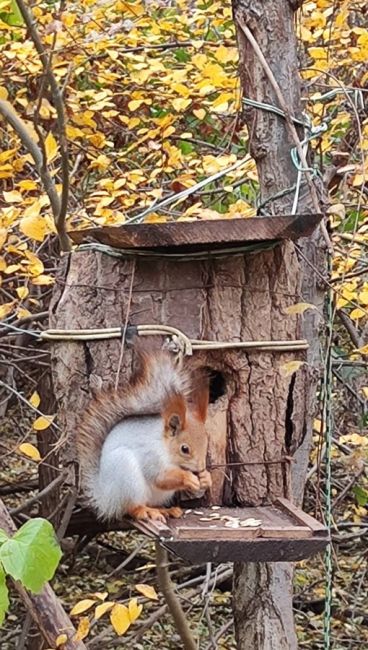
[50,215,328,563]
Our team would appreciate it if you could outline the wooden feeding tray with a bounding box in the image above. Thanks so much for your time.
[69,214,323,254]
[131,498,329,563]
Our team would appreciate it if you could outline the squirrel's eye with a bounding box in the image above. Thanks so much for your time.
[181,444,190,455]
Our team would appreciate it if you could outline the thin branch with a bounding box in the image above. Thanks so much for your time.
[337,309,363,349]
[15,0,70,251]
[0,99,61,222]
[155,542,197,650]
[235,15,333,253]
[10,471,67,516]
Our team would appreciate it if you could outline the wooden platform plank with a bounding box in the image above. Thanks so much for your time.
[276,498,327,535]
[163,536,328,564]
[69,213,323,252]
[128,501,329,562]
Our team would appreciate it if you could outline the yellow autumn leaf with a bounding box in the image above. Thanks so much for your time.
[215,44,234,64]
[4,264,21,275]
[0,86,8,100]
[3,190,23,203]
[135,584,158,601]
[22,200,41,219]
[313,419,325,434]
[56,634,68,647]
[0,302,15,320]
[350,308,366,320]
[285,302,317,315]
[110,604,131,636]
[74,616,90,641]
[18,443,41,461]
[44,132,59,163]
[327,203,345,219]
[193,108,206,120]
[70,599,96,616]
[18,179,38,191]
[23,250,44,276]
[352,174,365,187]
[31,274,55,286]
[19,215,48,242]
[279,360,304,377]
[171,98,192,112]
[29,391,41,408]
[308,46,328,60]
[359,291,368,305]
[16,286,29,299]
[0,228,7,250]
[94,602,114,620]
[128,99,144,111]
[361,387,368,399]
[339,433,368,447]
[16,308,32,319]
[94,591,108,601]
[355,344,368,355]
[33,415,55,431]
[336,297,348,310]
[128,598,143,623]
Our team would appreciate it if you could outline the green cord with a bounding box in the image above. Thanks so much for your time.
[323,252,333,650]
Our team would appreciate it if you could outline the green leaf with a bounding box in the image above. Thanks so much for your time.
[0,530,9,546]
[353,486,368,507]
[174,49,191,63]
[178,140,194,155]
[0,0,24,26]
[0,519,62,593]
[0,565,9,626]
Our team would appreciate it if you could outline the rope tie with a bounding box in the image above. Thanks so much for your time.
[39,323,309,354]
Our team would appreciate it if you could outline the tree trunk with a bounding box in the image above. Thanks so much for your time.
[231,1,324,648]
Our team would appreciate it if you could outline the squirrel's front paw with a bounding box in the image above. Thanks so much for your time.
[182,470,201,493]
[198,469,212,491]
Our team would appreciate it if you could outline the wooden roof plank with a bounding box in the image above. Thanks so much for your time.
[69,213,323,251]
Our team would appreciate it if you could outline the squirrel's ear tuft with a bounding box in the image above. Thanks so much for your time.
[163,394,186,436]
[192,377,209,423]
[168,414,181,436]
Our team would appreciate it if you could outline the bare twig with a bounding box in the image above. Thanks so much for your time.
[15,0,70,251]
[107,538,148,577]
[337,309,363,349]
[10,471,67,516]
[331,468,364,512]
[155,542,197,650]
[0,100,61,226]
[204,620,233,650]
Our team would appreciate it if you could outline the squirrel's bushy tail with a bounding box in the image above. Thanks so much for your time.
[76,349,192,491]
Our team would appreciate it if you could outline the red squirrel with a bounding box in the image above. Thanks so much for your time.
[76,348,212,523]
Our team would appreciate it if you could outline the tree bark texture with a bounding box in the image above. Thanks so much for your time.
[51,242,308,507]
[231,1,325,648]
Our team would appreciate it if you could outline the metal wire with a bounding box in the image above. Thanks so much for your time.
[323,252,334,650]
